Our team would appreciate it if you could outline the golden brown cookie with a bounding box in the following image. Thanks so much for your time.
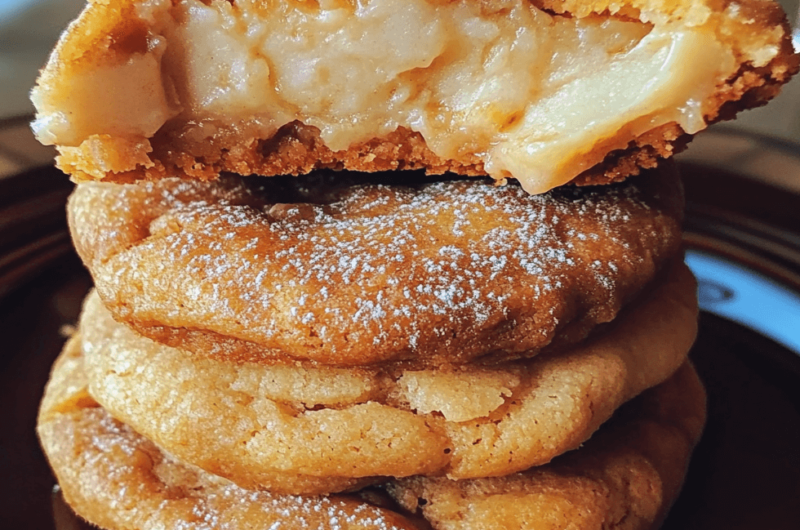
[388,361,706,530]
[37,336,423,530]
[38,339,704,530]
[31,0,797,192]
[69,164,683,367]
[78,259,696,493]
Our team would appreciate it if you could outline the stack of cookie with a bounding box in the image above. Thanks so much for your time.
[33,0,797,529]
[42,166,704,530]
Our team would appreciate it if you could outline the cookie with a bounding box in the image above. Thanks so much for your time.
[38,340,704,530]
[69,165,683,367]
[32,0,797,192]
[37,336,421,530]
[79,259,696,493]
[388,362,706,530]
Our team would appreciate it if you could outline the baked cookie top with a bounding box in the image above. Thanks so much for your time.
[38,337,704,530]
[388,362,706,530]
[78,258,695,492]
[32,0,797,193]
[70,165,683,367]
[37,336,422,530]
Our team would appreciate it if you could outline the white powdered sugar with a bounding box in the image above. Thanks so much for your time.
[79,171,678,364]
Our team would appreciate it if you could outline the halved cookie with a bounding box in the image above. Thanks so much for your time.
[32,0,797,193]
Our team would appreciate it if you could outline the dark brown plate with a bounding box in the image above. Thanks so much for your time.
[1,128,800,529]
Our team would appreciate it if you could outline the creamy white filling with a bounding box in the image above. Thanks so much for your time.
[486,26,735,189]
[32,39,175,146]
[32,0,746,192]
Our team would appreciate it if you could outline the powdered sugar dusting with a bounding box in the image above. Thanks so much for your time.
[50,404,411,530]
[79,170,681,365]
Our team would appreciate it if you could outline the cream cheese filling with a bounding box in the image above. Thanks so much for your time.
[32,0,744,193]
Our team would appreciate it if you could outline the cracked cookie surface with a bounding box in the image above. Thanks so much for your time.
[38,339,704,530]
[78,259,695,493]
[389,362,706,530]
[37,336,422,530]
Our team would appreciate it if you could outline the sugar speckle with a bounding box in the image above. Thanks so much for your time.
[84,171,680,365]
